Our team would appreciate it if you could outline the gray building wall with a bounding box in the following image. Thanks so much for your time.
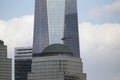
[28,56,86,80]
[0,40,11,80]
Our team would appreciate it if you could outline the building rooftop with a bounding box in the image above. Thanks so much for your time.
[42,44,72,53]
[40,44,73,57]
[0,40,4,45]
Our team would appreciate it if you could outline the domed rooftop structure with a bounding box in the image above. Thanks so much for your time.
[41,44,73,56]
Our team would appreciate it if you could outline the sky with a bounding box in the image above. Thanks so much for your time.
[0,0,120,80]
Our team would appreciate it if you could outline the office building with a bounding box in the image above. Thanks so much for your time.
[15,47,32,80]
[28,44,86,80]
[0,40,11,80]
[33,0,80,58]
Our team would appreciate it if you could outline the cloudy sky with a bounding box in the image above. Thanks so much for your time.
[0,0,120,80]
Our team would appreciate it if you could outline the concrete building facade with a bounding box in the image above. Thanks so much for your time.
[28,44,86,80]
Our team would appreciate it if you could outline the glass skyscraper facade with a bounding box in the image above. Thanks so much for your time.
[0,40,11,80]
[33,0,80,58]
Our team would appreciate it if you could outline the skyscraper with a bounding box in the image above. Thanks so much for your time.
[0,40,12,80]
[29,0,86,80]
[33,0,80,58]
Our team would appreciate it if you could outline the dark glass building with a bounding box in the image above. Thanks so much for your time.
[15,47,32,80]
[33,0,80,58]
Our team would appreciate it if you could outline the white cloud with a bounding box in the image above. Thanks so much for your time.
[79,22,120,80]
[0,20,7,39]
[90,0,120,17]
[80,22,120,50]
[0,15,34,58]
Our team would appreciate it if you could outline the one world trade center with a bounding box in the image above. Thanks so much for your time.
[33,0,80,58]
